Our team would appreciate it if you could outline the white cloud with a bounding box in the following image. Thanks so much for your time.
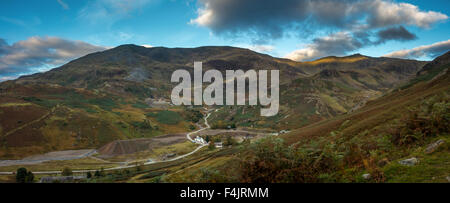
[0,36,107,75]
[78,0,153,25]
[57,0,69,10]
[0,76,16,82]
[365,0,448,28]
[141,44,153,48]
[240,45,275,53]
[383,39,450,59]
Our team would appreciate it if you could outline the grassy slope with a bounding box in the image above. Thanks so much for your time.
[164,58,449,183]
[277,63,450,182]
[0,84,195,159]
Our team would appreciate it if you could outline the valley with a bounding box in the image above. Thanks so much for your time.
[0,45,447,183]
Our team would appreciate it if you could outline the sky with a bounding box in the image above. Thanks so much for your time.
[0,0,449,81]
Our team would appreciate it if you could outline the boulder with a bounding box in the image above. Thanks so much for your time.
[425,139,445,154]
[398,157,418,166]
[362,173,371,180]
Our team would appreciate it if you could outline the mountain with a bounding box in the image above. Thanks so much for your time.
[207,51,426,130]
[0,45,427,159]
[164,51,449,183]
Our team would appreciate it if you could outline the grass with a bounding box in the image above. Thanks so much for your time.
[383,136,450,183]
[132,101,149,109]
[400,64,449,90]
[0,103,33,107]
[151,110,183,125]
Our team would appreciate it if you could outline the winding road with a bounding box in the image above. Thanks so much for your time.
[0,111,213,175]
[0,109,275,175]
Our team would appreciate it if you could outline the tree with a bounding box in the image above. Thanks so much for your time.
[94,170,101,177]
[16,168,34,183]
[25,171,34,183]
[16,168,28,183]
[225,135,236,146]
[94,167,105,177]
[62,167,73,176]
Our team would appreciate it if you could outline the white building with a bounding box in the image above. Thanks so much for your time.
[215,142,223,148]
[194,136,206,145]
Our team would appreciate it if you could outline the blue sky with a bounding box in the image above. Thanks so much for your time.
[0,0,449,81]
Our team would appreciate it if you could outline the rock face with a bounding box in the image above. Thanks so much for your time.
[425,139,445,154]
[398,157,418,166]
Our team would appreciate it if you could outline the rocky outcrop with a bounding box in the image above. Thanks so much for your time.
[425,139,445,154]
[398,157,418,166]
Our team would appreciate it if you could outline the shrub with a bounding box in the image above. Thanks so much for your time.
[16,168,34,183]
[238,137,342,183]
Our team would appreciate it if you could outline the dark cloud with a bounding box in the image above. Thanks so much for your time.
[377,26,417,42]
[286,32,366,61]
[286,28,418,61]
[0,36,106,76]
[191,0,311,41]
[384,39,450,59]
[192,0,447,41]
[192,0,447,61]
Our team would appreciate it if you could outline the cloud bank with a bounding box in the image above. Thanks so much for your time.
[376,26,417,42]
[0,36,107,77]
[384,39,450,59]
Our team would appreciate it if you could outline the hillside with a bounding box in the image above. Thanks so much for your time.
[0,45,427,159]
[207,53,426,130]
[168,51,449,183]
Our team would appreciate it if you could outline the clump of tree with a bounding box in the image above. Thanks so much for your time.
[224,135,237,147]
[184,109,204,123]
[94,168,105,177]
[16,168,34,183]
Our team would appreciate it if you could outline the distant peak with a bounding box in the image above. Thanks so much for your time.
[308,54,369,65]
[116,44,140,48]
[349,53,364,57]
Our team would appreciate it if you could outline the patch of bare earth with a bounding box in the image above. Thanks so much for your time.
[97,133,187,157]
